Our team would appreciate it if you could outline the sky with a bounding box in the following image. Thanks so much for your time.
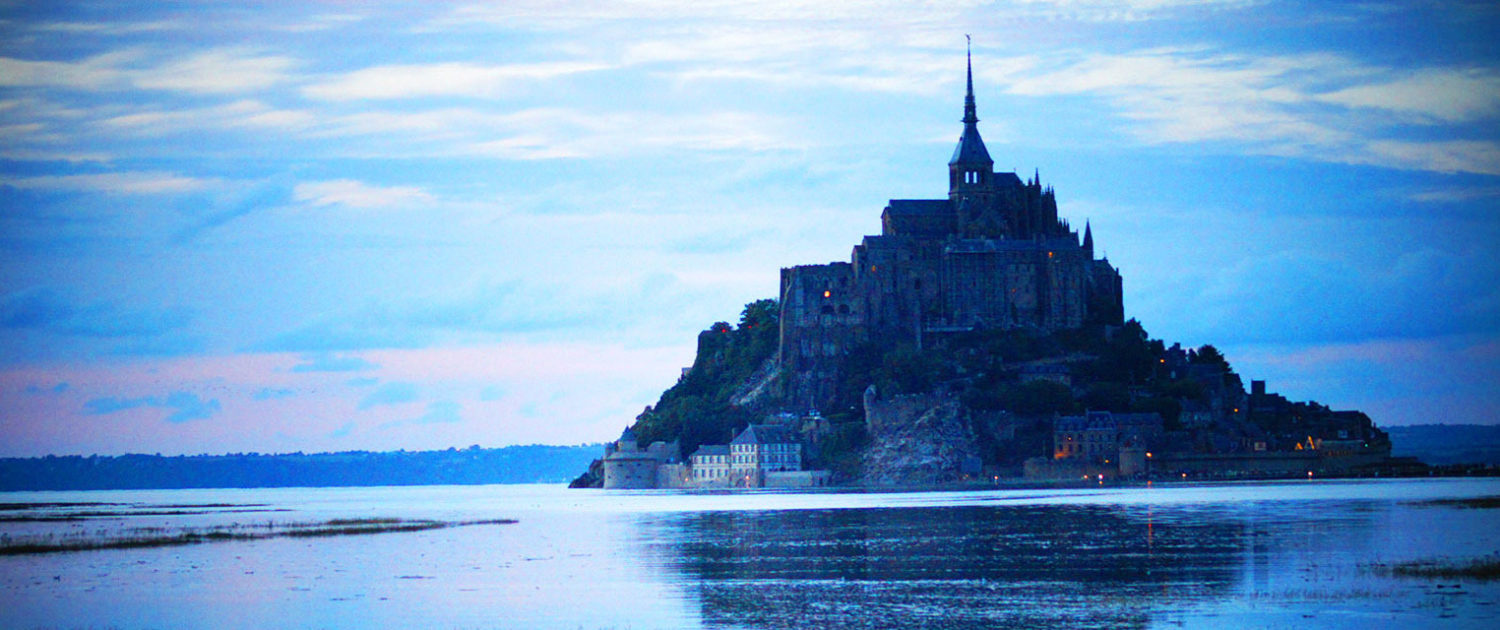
[1,0,1497,457]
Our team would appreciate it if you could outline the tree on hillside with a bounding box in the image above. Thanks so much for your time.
[1191,344,1234,374]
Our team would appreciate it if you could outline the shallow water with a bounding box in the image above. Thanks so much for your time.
[2,478,1498,629]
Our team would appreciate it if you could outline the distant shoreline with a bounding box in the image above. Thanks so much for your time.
[0,444,602,492]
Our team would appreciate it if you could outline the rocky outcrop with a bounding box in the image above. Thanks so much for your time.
[861,390,981,486]
[568,458,604,488]
[729,357,780,407]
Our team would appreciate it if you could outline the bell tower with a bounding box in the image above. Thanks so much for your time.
[949,37,996,235]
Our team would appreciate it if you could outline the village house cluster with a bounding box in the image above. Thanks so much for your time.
[602,423,832,489]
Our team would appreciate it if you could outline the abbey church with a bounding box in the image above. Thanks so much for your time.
[780,50,1124,408]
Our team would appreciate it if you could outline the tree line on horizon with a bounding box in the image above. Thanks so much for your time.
[0,444,602,491]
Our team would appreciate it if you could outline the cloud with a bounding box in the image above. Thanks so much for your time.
[0,51,140,91]
[302,61,609,101]
[382,400,462,428]
[259,279,600,353]
[444,0,1239,27]
[161,392,221,423]
[251,387,296,400]
[0,172,212,195]
[359,381,420,409]
[1182,247,1500,345]
[289,354,378,373]
[320,107,801,160]
[292,179,436,209]
[25,382,71,395]
[1316,69,1500,123]
[83,390,221,423]
[1358,140,1500,176]
[99,100,316,137]
[0,288,192,339]
[0,48,293,95]
[1003,48,1500,175]
[132,49,296,94]
[1407,186,1500,204]
[32,20,184,36]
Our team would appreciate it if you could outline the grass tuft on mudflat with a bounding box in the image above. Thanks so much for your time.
[1372,556,1500,581]
[0,518,516,555]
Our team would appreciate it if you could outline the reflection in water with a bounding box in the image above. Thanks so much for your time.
[659,505,1251,629]
[4,482,1498,629]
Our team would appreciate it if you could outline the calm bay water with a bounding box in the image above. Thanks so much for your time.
[2,478,1498,629]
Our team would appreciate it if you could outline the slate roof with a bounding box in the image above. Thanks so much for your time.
[691,444,729,458]
[885,199,950,216]
[950,124,993,166]
[731,423,796,446]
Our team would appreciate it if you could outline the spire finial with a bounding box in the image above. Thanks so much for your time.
[963,35,978,125]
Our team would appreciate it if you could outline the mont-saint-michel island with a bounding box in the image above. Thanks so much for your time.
[7,5,1500,627]
[574,52,1408,491]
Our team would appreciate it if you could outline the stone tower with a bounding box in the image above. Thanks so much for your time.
[777,44,1125,410]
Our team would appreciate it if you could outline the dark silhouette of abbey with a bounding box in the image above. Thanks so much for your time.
[780,46,1123,408]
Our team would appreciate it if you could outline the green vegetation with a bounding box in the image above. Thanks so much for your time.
[1374,556,1500,581]
[608,297,1253,476]
[0,517,517,556]
[629,299,781,454]
[1416,496,1500,509]
[0,444,601,491]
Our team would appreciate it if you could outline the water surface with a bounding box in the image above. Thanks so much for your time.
[2,478,1497,628]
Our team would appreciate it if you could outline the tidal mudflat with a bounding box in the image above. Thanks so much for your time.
[1,479,1497,629]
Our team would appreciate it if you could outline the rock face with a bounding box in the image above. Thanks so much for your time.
[861,390,981,486]
[568,458,604,488]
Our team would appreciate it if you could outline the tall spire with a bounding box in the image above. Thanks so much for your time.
[1082,220,1095,254]
[950,36,993,170]
[963,34,978,125]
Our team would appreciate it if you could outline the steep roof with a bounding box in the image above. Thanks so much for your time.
[690,444,729,458]
[949,43,993,168]
[731,423,796,445]
[885,199,949,216]
[950,124,993,167]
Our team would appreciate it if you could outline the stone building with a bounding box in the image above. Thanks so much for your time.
[728,423,802,487]
[689,444,731,486]
[1053,411,1165,476]
[780,49,1123,409]
[602,428,685,489]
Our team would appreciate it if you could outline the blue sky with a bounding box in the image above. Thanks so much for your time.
[1,0,1497,457]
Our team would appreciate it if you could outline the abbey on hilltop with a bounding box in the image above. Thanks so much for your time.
[573,43,1401,491]
[779,46,1123,409]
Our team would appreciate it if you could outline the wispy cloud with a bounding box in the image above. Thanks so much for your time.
[84,391,221,424]
[0,288,192,339]
[289,354,378,373]
[251,387,296,400]
[0,171,212,195]
[1005,48,1500,174]
[99,100,317,136]
[359,381,420,409]
[381,400,462,427]
[303,61,609,101]
[292,179,436,209]
[132,49,297,94]
[0,51,143,90]
[1316,69,1500,123]
[1408,186,1500,203]
[0,48,295,95]
[323,107,800,160]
